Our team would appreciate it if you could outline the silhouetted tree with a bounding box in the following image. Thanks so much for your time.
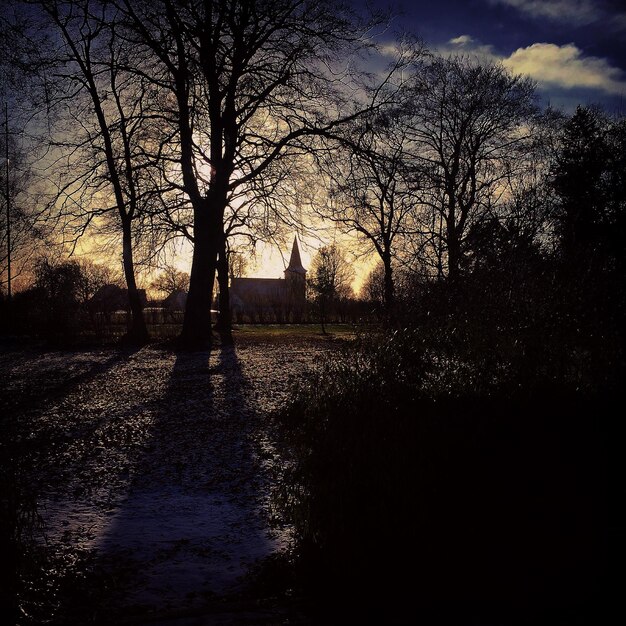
[548,107,626,385]
[150,264,190,299]
[362,262,386,309]
[24,0,175,344]
[309,37,425,315]
[319,107,421,313]
[116,0,397,347]
[409,56,537,282]
[74,258,123,306]
[215,237,253,333]
[227,247,249,281]
[0,112,42,305]
[551,106,622,263]
[309,243,353,333]
[32,256,83,339]
[605,116,626,273]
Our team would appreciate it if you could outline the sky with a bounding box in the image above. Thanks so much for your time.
[376,0,626,113]
[253,0,626,289]
[66,0,626,292]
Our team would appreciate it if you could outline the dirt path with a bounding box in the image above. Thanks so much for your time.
[4,334,341,624]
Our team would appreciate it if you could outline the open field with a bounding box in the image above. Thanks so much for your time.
[71,322,360,344]
[1,330,347,625]
[2,323,620,624]
[231,324,358,340]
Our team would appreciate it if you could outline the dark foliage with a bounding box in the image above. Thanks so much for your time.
[279,328,621,624]
[2,259,86,343]
[278,107,626,621]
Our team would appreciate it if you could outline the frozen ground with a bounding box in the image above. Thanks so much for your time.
[3,332,342,624]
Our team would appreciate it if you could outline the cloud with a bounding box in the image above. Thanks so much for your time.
[611,12,626,30]
[442,36,626,96]
[487,0,599,24]
[449,35,474,46]
[486,0,626,30]
[503,43,626,95]
[444,35,500,63]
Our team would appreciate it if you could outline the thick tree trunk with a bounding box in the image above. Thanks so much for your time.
[122,222,149,345]
[444,195,462,282]
[215,235,232,336]
[447,238,461,283]
[446,218,462,282]
[382,252,395,314]
[180,207,220,349]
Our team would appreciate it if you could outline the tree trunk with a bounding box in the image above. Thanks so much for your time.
[215,235,232,337]
[446,226,461,283]
[180,206,220,349]
[320,296,327,334]
[122,221,149,344]
[382,252,395,314]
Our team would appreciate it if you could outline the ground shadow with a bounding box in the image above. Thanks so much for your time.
[85,342,279,623]
[0,343,142,417]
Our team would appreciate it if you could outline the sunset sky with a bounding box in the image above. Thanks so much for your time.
[249,0,626,290]
[66,0,626,293]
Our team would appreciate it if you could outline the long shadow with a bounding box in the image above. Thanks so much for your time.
[8,345,146,502]
[90,341,278,622]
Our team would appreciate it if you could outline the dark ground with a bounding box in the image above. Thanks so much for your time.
[1,325,622,625]
[1,328,345,625]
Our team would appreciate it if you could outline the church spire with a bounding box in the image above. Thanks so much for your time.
[285,236,306,275]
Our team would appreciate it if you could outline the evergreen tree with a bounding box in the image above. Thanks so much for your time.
[552,106,608,259]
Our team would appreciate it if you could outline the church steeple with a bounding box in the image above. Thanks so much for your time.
[285,236,306,276]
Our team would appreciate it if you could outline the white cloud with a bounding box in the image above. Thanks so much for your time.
[449,35,474,46]
[441,36,626,96]
[487,0,600,25]
[503,42,626,95]
[487,0,626,30]
[443,34,500,63]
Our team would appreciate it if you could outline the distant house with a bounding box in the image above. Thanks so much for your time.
[89,284,147,314]
[162,289,187,312]
[87,284,149,332]
[229,237,307,322]
[158,288,188,323]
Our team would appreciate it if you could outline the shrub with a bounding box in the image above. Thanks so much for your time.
[278,329,616,623]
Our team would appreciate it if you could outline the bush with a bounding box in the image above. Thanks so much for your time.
[279,329,617,624]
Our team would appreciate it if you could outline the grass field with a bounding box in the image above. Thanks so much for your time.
[230,323,359,340]
[72,322,361,344]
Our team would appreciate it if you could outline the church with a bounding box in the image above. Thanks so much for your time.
[229,237,307,322]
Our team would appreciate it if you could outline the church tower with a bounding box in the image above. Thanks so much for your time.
[284,236,307,311]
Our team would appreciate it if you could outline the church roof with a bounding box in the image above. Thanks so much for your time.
[286,236,306,274]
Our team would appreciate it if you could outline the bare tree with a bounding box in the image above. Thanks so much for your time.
[150,263,189,298]
[362,261,385,307]
[0,109,44,301]
[305,36,426,314]
[227,247,249,281]
[409,55,537,281]
[309,242,353,333]
[28,0,174,343]
[115,0,398,347]
[317,105,421,312]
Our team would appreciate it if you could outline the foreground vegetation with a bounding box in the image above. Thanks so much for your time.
[277,197,624,623]
[279,328,621,624]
